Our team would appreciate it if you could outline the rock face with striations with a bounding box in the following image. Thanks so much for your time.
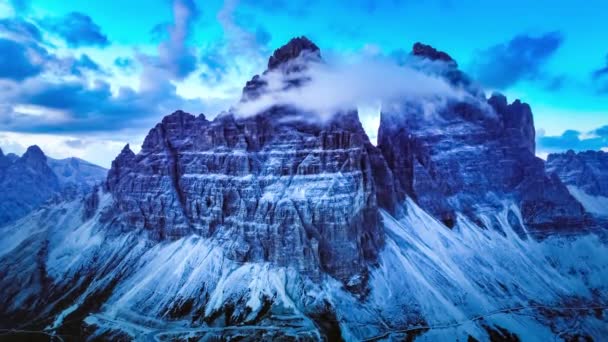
[105,38,390,288]
[378,43,586,231]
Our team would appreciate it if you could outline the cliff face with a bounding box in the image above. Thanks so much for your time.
[105,38,391,288]
[377,44,585,231]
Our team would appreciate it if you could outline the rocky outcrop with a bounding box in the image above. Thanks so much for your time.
[412,42,455,64]
[377,43,585,230]
[546,150,608,197]
[105,38,390,288]
[268,36,320,70]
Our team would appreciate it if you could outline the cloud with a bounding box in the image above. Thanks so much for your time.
[197,0,272,86]
[470,31,563,89]
[0,72,204,134]
[217,0,270,57]
[592,55,608,80]
[0,18,42,42]
[155,0,200,79]
[592,54,608,93]
[42,12,109,47]
[235,53,469,120]
[537,125,608,153]
[114,57,136,73]
[0,38,43,81]
[70,54,105,76]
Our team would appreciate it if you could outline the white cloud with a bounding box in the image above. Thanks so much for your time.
[233,54,471,125]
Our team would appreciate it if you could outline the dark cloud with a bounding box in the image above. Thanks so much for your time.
[155,0,200,79]
[0,18,42,42]
[592,55,608,80]
[470,31,564,89]
[70,54,104,76]
[42,12,109,47]
[0,38,42,81]
[1,74,201,133]
[537,126,608,153]
[592,55,608,94]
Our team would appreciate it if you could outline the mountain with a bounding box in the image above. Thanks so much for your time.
[547,150,608,217]
[379,45,587,234]
[48,156,108,189]
[0,37,606,341]
[0,146,107,226]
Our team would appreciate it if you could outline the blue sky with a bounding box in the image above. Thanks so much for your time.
[0,0,606,166]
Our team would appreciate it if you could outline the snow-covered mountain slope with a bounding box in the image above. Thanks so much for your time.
[0,191,606,341]
[0,146,107,227]
[0,37,607,341]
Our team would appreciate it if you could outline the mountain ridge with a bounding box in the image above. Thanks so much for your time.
[0,145,107,226]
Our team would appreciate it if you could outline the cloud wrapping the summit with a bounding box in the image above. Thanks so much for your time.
[235,55,469,120]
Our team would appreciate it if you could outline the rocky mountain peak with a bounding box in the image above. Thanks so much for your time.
[21,145,48,168]
[267,36,320,70]
[23,144,46,159]
[379,57,583,231]
[242,36,322,102]
[412,42,456,65]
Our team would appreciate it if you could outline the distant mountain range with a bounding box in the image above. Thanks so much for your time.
[547,150,608,217]
[0,37,606,341]
[0,145,107,226]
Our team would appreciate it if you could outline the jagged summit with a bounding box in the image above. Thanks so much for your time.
[23,145,46,160]
[242,36,322,101]
[120,143,133,154]
[267,36,320,70]
[412,42,456,64]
